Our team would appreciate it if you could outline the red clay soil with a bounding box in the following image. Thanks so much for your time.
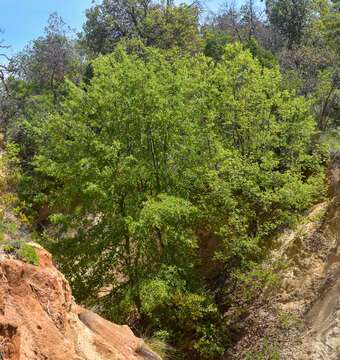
[0,246,160,360]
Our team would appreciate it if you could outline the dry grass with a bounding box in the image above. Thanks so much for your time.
[136,337,176,360]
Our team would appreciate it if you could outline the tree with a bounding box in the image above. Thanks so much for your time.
[322,0,340,51]
[312,67,340,131]
[29,42,324,357]
[206,0,267,43]
[80,0,201,56]
[202,0,280,58]
[0,15,83,177]
[207,2,244,43]
[0,30,14,129]
[266,0,311,49]
[0,31,10,97]
[13,13,81,104]
[239,0,265,41]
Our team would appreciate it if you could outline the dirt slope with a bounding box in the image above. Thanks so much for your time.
[0,246,160,360]
[279,154,340,360]
[227,153,340,359]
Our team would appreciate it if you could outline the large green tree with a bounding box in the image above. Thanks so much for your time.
[80,0,201,56]
[30,42,324,357]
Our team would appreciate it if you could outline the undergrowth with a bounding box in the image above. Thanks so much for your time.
[244,339,281,360]
[0,140,39,266]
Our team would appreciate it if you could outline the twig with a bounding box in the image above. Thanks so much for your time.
[0,273,7,283]
[29,283,50,296]
[0,338,5,360]
[29,283,53,317]
[3,302,16,307]
[46,299,51,316]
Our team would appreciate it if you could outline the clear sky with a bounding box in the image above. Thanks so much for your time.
[0,0,94,56]
[0,0,223,57]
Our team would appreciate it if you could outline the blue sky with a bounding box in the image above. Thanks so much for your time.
[0,0,94,56]
[0,0,223,57]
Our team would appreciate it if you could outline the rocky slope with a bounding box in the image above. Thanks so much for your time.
[0,245,160,360]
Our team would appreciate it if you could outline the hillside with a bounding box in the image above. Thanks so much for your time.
[227,152,340,359]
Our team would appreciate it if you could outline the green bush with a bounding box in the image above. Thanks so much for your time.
[17,243,40,265]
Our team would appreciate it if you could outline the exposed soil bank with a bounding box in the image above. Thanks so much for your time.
[227,153,340,359]
[0,246,160,360]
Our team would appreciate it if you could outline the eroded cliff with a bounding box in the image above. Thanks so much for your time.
[0,245,160,360]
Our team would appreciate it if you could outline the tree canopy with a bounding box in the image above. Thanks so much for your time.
[80,0,201,56]
[27,42,324,358]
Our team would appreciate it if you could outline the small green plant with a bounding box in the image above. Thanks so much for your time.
[308,210,325,222]
[295,229,308,239]
[2,240,39,266]
[17,243,40,266]
[3,243,13,252]
[300,210,326,225]
[244,339,281,359]
[276,309,300,328]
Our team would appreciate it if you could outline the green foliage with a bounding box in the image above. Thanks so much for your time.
[17,243,40,265]
[164,292,228,357]
[2,240,40,265]
[203,30,230,61]
[80,0,201,56]
[14,42,324,357]
[322,0,340,51]
[248,37,277,68]
[266,0,311,48]
[141,4,201,51]
[140,279,171,315]
[0,146,39,266]
[244,339,281,360]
